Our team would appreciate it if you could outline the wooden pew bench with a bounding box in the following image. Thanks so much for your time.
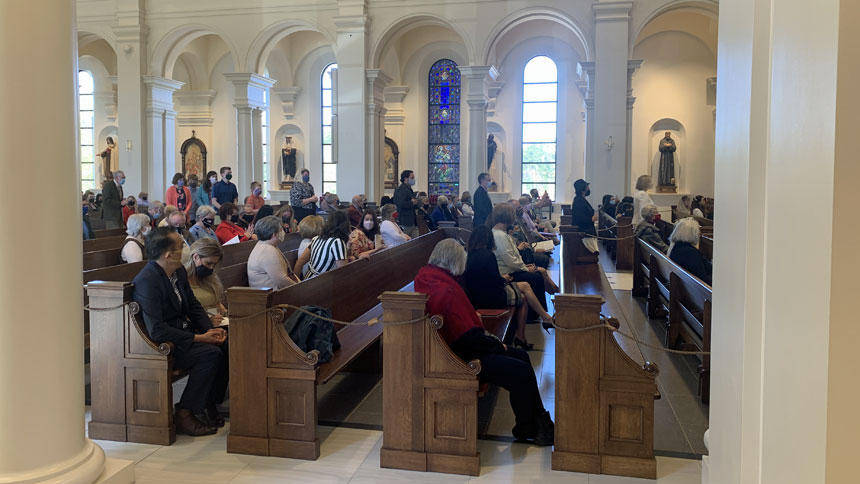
[83,234,127,252]
[552,229,659,479]
[226,229,466,460]
[699,235,713,261]
[93,227,128,238]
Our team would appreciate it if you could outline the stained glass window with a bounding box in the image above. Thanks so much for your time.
[428,59,460,196]
[522,56,558,200]
[78,70,95,192]
[321,63,337,194]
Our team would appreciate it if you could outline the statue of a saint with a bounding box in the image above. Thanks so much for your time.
[281,137,297,181]
[658,132,676,188]
[487,134,497,170]
[98,137,118,182]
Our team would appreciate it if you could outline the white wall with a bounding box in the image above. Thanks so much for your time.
[632,30,716,197]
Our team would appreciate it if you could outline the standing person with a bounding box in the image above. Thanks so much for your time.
[290,168,318,223]
[393,170,419,238]
[187,174,201,223]
[101,170,127,229]
[247,182,265,213]
[195,171,216,215]
[132,227,228,435]
[211,167,238,210]
[632,175,655,225]
[166,173,192,218]
[473,172,493,227]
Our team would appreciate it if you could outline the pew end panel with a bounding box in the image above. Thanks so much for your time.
[615,216,634,270]
[380,291,481,477]
[551,294,658,480]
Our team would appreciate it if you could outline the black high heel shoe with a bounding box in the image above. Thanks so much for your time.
[541,315,556,334]
[513,337,534,351]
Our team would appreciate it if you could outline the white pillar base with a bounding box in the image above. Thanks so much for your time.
[93,458,134,484]
[0,440,129,484]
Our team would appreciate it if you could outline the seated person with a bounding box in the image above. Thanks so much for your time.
[348,208,381,261]
[415,239,554,445]
[185,238,227,320]
[417,196,437,232]
[668,218,713,285]
[601,194,618,218]
[319,192,340,213]
[132,227,228,436]
[517,196,557,245]
[459,191,475,216]
[248,215,299,289]
[379,203,410,248]
[691,195,706,219]
[616,196,634,218]
[252,204,275,225]
[675,195,693,220]
[348,194,366,227]
[296,210,350,279]
[166,211,193,265]
[275,203,298,234]
[122,195,137,225]
[215,202,255,244]
[634,205,669,253]
[448,195,464,219]
[137,191,150,213]
[430,195,456,225]
[189,205,217,241]
[296,215,324,277]
[147,200,164,227]
[157,204,178,227]
[121,213,151,263]
[380,195,392,207]
[464,226,554,350]
[237,198,256,229]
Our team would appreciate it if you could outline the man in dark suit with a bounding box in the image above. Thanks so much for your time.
[473,172,493,227]
[101,170,126,229]
[132,227,228,436]
[393,169,419,237]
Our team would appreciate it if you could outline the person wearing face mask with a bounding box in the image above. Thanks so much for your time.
[186,174,201,223]
[393,170,419,238]
[459,191,475,216]
[195,171,216,213]
[348,194,366,227]
[290,168,319,223]
[101,170,127,229]
[634,205,669,253]
[601,194,618,218]
[473,172,493,227]
[148,200,164,227]
[166,172,193,218]
[122,195,137,225]
[132,227,229,436]
[83,190,98,214]
[275,204,298,234]
[572,179,597,237]
[237,199,258,229]
[211,166,238,210]
[430,195,455,225]
[348,208,381,261]
[416,195,436,232]
[121,214,151,263]
[184,238,228,324]
[379,203,411,248]
[168,211,194,265]
[247,216,299,289]
[137,191,150,213]
[215,202,256,244]
[247,182,265,213]
[190,205,218,241]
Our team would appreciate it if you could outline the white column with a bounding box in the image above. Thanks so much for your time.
[143,76,183,201]
[711,0,860,482]
[224,73,274,201]
[578,61,596,199]
[0,1,131,482]
[112,21,147,199]
[334,14,369,199]
[459,66,499,196]
[366,70,392,202]
[588,1,633,199]
[625,60,642,196]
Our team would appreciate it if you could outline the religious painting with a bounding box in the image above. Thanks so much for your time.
[180,132,207,178]
[428,59,461,197]
[383,137,399,189]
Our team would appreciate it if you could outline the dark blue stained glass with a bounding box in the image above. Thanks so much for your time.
[429,163,460,183]
[430,105,461,125]
[428,125,459,144]
[429,182,459,197]
[430,86,460,105]
[429,59,461,87]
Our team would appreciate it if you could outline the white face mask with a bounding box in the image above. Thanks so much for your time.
[363,220,374,231]
[209,177,217,184]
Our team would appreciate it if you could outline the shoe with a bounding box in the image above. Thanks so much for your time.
[513,337,534,351]
[541,315,555,334]
[511,422,536,442]
[534,411,555,446]
[205,405,225,428]
[174,408,217,436]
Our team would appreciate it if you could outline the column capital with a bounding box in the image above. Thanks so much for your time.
[334,15,369,33]
[457,65,500,81]
[143,76,183,112]
[142,76,184,92]
[459,65,500,106]
[224,73,275,109]
[174,90,217,127]
[383,85,409,105]
[366,69,393,105]
[592,1,633,22]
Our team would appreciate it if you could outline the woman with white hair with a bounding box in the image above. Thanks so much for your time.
[247,215,299,289]
[632,175,655,224]
[414,239,554,446]
[430,195,455,225]
[379,203,410,248]
[121,213,152,263]
[189,205,218,241]
[668,218,712,285]
[634,204,668,253]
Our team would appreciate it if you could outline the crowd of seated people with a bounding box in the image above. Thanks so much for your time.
[296,210,351,279]
[348,208,381,261]
[216,202,255,244]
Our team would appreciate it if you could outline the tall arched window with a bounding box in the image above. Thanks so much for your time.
[78,70,95,191]
[261,90,269,197]
[321,63,337,194]
[521,56,558,199]
[428,59,460,197]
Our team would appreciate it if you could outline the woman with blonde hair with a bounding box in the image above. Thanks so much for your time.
[275,204,298,234]
[632,174,655,225]
[184,238,227,325]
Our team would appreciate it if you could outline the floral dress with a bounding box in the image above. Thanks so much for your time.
[347,229,375,261]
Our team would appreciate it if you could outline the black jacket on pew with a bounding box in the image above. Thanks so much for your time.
[669,241,713,285]
[132,261,214,354]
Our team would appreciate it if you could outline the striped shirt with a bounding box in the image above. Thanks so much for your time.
[305,236,347,278]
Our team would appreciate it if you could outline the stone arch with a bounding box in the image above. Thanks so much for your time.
[370,13,475,70]
[631,0,718,55]
[244,19,336,74]
[174,51,208,90]
[150,24,241,79]
[78,28,118,53]
[481,7,592,65]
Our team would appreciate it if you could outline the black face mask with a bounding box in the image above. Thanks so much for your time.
[128,201,135,207]
[202,218,214,228]
[241,214,254,223]
[141,197,148,201]
[87,197,94,203]
[282,216,291,225]
[230,214,239,223]
[584,189,591,197]
[195,264,214,279]
[173,226,184,234]
[189,182,198,188]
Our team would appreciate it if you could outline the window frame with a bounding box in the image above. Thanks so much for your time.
[78,70,95,192]
[321,63,337,195]
[520,55,559,200]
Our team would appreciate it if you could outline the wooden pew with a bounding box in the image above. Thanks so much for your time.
[554,230,659,479]
[83,234,127,252]
[635,239,672,319]
[560,206,572,227]
[694,216,713,236]
[83,248,124,271]
[558,225,599,290]
[457,214,473,231]
[93,227,127,238]
[226,229,460,460]
[615,215,634,270]
[699,235,713,261]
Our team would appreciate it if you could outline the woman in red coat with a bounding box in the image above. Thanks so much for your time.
[215,202,256,244]
[166,172,193,218]
[414,239,554,445]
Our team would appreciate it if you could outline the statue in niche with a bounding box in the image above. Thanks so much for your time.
[180,131,207,178]
[98,136,118,182]
[487,134,500,192]
[487,134,497,170]
[281,137,297,181]
[383,135,399,189]
[658,131,677,191]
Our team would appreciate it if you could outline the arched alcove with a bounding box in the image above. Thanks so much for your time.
[273,124,305,183]
[648,118,686,191]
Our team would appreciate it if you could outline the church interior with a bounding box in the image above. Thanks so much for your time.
[1,0,858,483]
